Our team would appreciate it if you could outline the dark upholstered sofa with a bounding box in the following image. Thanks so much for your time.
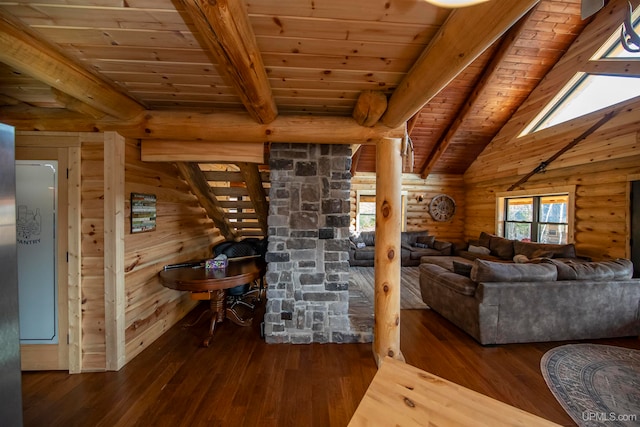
[419,256,640,345]
[456,231,585,263]
[349,230,452,267]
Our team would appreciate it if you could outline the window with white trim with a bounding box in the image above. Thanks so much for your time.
[497,187,575,244]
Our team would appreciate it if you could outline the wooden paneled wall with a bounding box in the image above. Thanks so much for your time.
[123,139,222,362]
[350,172,465,245]
[80,133,108,371]
[464,98,640,262]
[463,0,640,262]
[80,133,222,371]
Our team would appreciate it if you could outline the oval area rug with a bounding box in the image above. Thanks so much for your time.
[540,344,640,427]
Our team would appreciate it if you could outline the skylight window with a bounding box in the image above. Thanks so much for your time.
[521,6,640,136]
[533,74,640,131]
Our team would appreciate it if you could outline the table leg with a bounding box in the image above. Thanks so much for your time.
[202,289,226,347]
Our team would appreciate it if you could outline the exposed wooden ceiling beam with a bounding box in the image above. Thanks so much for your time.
[0,10,144,120]
[381,0,539,129]
[237,162,269,235]
[51,88,107,120]
[352,91,388,127]
[175,162,238,241]
[419,8,534,179]
[115,112,405,144]
[350,146,362,176]
[0,105,104,132]
[141,140,264,163]
[582,59,640,77]
[178,0,277,124]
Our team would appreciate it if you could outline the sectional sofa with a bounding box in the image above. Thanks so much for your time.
[348,230,452,267]
[419,255,640,345]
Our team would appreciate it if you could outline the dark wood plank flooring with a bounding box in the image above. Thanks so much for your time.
[22,301,640,426]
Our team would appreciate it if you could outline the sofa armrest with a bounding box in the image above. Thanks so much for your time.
[433,240,452,255]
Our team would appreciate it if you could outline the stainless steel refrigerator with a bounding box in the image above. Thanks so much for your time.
[0,123,23,426]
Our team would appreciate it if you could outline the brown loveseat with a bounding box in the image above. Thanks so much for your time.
[419,257,640,345]
[349,230,452,267]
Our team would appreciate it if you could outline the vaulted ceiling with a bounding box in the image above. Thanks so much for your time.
[0,0,594,238]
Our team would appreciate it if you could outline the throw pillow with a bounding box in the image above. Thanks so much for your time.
[513,254,529,263]
[414,242,429,248]
[478,232,493,249]
[489,235,515,260]
[416,235,436,248]
[468,244,491,255]
[452,261,473,277]
[356,242,366,249]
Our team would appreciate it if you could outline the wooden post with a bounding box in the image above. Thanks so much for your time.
[104,131,126,371]
[373,136,404,366]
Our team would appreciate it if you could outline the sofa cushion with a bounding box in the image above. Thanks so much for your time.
[513,241,576,259]
[548,259,617,281]
[353,246,375,260]
[359,231,376,247]
[478,231,492,249]
[410,247,442,259]
[416,235,436,248]
[401,230,429,246]
[471,259,557,283]
[489,236,515,260]
[453,261,473,277]
[468,244,491,255]
[420,264,477,296]
[600,258,634,280]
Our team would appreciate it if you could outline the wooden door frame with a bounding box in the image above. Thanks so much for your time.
[627,173,640,261]
[16,132,82,373]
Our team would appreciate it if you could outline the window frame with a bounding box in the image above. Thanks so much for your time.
[496,186,576,243]
[355,190,408,233]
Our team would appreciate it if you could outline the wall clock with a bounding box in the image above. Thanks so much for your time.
[429,194,456,222]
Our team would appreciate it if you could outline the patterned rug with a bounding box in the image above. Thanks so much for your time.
[540,344,640,427]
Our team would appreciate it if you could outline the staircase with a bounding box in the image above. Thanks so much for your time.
[177,162,269,241]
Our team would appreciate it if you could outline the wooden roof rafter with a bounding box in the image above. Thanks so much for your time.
[418,7,536,179]
[178,0,278,124]
[0,10,144,120]
[381,0,540,129]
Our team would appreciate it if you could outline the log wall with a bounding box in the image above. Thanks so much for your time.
[350,172,465,245]
[463,93,640,262]
[123,139,222,362]
[80,134,221,370]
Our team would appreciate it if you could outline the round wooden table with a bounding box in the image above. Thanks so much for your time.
[159,257,264,347]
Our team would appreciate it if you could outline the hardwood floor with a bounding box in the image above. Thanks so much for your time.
[22,302,640,426]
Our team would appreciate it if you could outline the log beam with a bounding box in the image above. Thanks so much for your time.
[373,136,404,366]
[0,10,144,120]
[141,140,264,163]
[238,162,269,235]
[175,162,238,241]
[419,8,533,179]
[352,91,388,127]
[115,112,405,144]
[3,108,405,144]
[178,0,277,124]
[381,0,539,128]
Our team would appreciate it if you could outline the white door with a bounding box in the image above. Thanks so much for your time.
[16,148,69,371]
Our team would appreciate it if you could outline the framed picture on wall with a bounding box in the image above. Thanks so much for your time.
[130,192,156,233]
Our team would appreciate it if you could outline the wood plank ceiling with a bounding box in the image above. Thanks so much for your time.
[0,0,589,239]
